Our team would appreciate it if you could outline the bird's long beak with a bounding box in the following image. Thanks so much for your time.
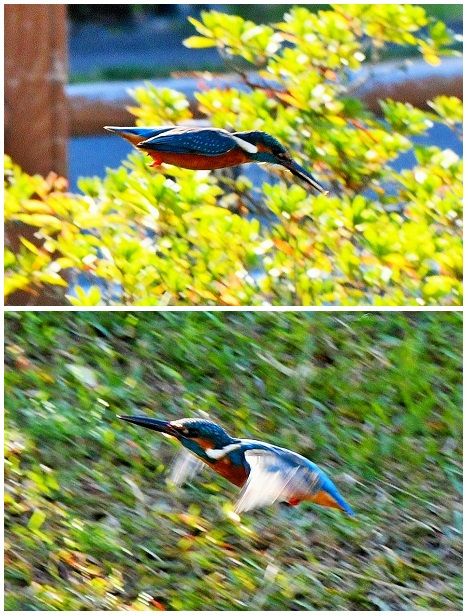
[118,415,179,436]
[282,159,328,194]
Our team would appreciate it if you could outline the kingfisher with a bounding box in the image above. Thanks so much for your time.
[104,126,328,194]
[119,415,353,515]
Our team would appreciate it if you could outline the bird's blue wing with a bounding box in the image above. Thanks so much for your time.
[235,449,322,513]
[138,128,237,156]
[236,445,353,515]
[168,448,205,486]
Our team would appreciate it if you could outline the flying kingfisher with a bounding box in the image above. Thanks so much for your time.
[119,416,354,515]
[104,126,328,194]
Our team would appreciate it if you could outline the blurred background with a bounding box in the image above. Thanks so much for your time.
[4,4,462,189]
[5,311,462,610]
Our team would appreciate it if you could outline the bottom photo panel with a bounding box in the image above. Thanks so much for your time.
[5,310,462,611]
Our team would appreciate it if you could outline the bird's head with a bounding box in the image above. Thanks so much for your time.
[234,131,289,164]
[234,131,327,194]
[119,415,236,457]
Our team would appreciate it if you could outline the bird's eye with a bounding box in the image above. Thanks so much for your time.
[171,422,199,437]
[171,422,190,435]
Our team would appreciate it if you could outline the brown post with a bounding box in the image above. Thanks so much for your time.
[4,4,68,177]
[5,5,69,306]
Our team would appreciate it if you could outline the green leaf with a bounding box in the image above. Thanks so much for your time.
[187,15,213,37]
[14,214,61,229]
[35,272,68,287]
[183,36,217,49]
[27,509,46,531]
[427,96,462,125]
[65,364,99,387]
[19,238,40,255]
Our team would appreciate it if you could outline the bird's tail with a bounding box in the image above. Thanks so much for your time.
[103,126,175,146]
[314,475,355,516]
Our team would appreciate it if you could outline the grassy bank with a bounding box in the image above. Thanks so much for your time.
[5,311,462,609]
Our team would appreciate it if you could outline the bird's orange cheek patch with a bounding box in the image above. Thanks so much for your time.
[311,490,341,510]
[192,437,214,450]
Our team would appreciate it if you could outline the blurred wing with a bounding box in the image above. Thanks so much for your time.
[168,449,205,486]
[234,449,320,513]
[138,128,237,156]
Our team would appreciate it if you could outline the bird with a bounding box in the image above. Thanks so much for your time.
[104,125,328,194]
[119,415,354,515]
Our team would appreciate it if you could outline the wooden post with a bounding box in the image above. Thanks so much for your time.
[5,5,69,306]
[4,4,68,177]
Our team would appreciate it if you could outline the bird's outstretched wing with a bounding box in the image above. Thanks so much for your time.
[138,128,238,157]
[168,449,205,486]
[235,449,320,513]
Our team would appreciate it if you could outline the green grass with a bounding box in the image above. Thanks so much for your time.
[69,62,226,84]
[5,311,462,609]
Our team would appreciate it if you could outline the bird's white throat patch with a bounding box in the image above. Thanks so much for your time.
[205,443,242,460]
[232,136,258,154]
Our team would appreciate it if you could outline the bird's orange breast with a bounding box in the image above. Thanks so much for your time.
[206,457,248,487]
[143,149,251,170]
[190,437,248,488]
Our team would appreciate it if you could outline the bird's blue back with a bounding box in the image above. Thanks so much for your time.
[140,127,236,156]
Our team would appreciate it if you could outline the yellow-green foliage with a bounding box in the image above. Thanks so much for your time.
[4,5,462,305]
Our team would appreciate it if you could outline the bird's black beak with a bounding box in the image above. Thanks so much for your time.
[281,158,328,194]
[118,415,179,436]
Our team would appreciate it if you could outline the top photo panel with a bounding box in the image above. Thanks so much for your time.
[5,4,462,307]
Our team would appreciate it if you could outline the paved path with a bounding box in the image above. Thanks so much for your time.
[69,17,223,77]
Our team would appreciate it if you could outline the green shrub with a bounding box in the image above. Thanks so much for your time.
[4,5,462,305]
